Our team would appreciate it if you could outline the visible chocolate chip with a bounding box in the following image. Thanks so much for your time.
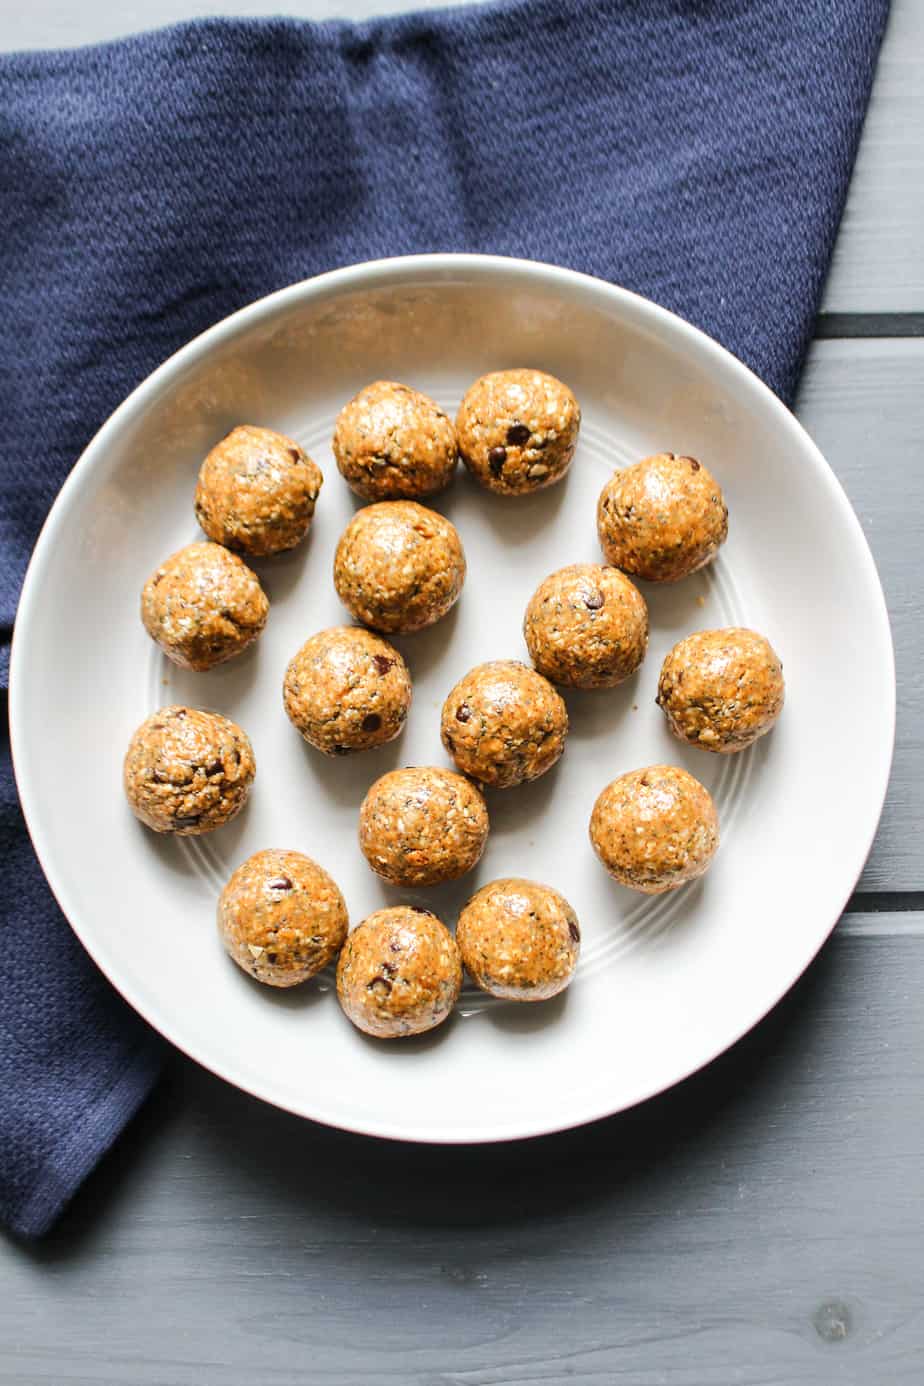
[152,572,164,586]
[488,446,507,475]
[206,760,223,775]
[373,655,395,675]
[266,952,278,965]
[268,876,293,892]
[382,961,398,978]
[409,905,434,915]
[362,713,382,733]
[455,704,471,723]
[584,591,605,611]
[173,815,200,828]
[568,920,581,943]
[444,733,455,754]
[288,447,302,462]
[687,457,701,471]
[332,745,351,756]
[506,423,531,446]
[389,939,402,952]
[368,976,393,997]
[151,723,164,730]
[173,709,187,719]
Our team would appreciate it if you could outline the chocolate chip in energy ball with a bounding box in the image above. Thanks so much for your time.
[506,423,531,446]
[488,446,507,476]
[455,704,472,723]
[362,713,382,732]
[373,655,395,675]
[584,591,605,610]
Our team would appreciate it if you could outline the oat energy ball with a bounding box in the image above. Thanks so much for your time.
[597,452,728,582]
[283,626,411,756]
[336,907,462,1039]
[218,849,348,988]
[333,381,458,501]
[590,765,719,894]
[657,627,784,753]
[457,878,580,1002]
[359,767,489,887]
[123,705,256,835]
[195,425,323,557]
[141,541,269,671]
[456,368,580,495]
[440,660,568,789]
[333,501,465,634]
[523,563,648,689]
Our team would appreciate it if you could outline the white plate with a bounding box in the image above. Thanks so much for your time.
[10,255,894,1142]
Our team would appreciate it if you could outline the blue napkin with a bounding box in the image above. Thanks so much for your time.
[0,0,888,1236]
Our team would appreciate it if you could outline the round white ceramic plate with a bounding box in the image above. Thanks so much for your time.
[11,254,894,1142]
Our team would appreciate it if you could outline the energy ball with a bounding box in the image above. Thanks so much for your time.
[457,877,580,1002]
[283,626,411,756]
[123,705,255,835]
[218,849,348,988]
[141,541,269,671]
[359,766,489,887]
[657,627,784,753]
[333,501,466,635]
[597,452,728,582]
[336,906,462,1039]
[590,764,719,894]
[440,660,568,789]
[333,380,458,500]
[523,563,648,689]
[456,368,580,495]
[195,425,323,557]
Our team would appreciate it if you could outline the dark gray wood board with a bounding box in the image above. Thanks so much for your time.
[2,919,922,1386]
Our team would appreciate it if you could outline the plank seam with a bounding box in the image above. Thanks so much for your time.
[815,312,924,338]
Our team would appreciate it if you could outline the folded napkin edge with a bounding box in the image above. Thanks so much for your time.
[7,1033,163,1240]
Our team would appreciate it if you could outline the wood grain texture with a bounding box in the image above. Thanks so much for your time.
[1,920,922,1385]
[821,0,924,313]
[794,338,924,891]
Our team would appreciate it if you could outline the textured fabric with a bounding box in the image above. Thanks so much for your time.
[0,0,888,1236]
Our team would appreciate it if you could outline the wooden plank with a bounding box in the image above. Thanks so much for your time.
[0,921,922,1384]
[794,338,924,891]
[822,0,924,313]
[3,0,923,311]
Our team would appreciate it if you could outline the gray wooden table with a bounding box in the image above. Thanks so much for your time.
[3,3,923,1382]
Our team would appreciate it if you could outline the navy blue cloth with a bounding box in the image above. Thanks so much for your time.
[0,0,888,1236]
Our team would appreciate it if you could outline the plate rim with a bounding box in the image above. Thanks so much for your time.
[9,252,897,1143]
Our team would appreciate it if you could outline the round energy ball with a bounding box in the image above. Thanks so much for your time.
[283,626,411,756]
[332,380,458,500]
[657,627,784,753]
[123,705,256,835]
[141,541,269,671]
[456,368,580,495]
[333,501,465,634]
[589,764,719,894]
[218,849,348,988]
[440,660,568,789]
[194,425,323,556]
[523,563,648,689]
[359,766,489,887]
[456,877,580,1002]
[597,452,728,582]
[336,906,462,1039]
